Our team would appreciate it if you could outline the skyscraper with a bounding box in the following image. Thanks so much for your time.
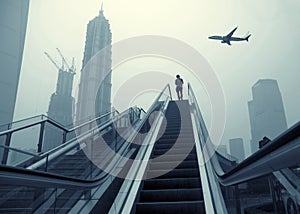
[76,6,112,123]
[229,138,245,162]
[47,67,75,126]
[43,66,76,152]
[248,79,287,153]
[218,144,228,156]
[0,0,30,130]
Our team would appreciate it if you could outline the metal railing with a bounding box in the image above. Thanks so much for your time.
[188,83,227,213]
[188,82,300,214]
[0,85,172,213]
[0,107,143,166]
[107,84,173,213]
[188,82,300,184]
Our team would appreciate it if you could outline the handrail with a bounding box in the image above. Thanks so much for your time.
[188,83,225,214]
[0,85,172,214]
[38,108,133,159]
[0,144,40,158]
[0,110,117,164]
[108,84,172,213]
[0,164,107,189]
[147,84,172,112]
[0,107,121,132]
[0,85,171,189]
[0,106,149,188]
[0,107,142,167]
[188,82,300,186]
[0,110,115,136]
[216,121,300,185]
[0,114,45,131]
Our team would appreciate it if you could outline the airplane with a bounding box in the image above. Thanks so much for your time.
[208,27,251,45]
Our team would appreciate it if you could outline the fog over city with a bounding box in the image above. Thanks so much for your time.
[14,0,300,155]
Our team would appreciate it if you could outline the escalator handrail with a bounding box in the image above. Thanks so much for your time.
[217,121,300,183]
[0,108,146,187]
[0,144,40,158]
[26,108,142,170]
[0,85,172,191]
[39,108,137,158]
[0,163,109,189]
[188,83,300,186]
[0,110,120,162]
[0,114,45,131]
[107,84,172,213]
[0,110,115,137]
[0,108,140,169]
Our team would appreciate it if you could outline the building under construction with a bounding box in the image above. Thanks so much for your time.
[44,49,76,151]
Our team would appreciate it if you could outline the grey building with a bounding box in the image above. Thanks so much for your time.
[229,138,245,162]
[0,0,30,130]
[76,6,112,123]
[248,79,287,153]
[43,66,75,152]
[218,144,227,156]
[47,68,75,126]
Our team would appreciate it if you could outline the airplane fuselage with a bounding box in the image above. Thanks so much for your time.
[209,35,249,45]
[208,27,251,45]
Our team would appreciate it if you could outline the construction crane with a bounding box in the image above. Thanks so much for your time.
[56,48,76,74]
[56,48,70,69]
[44,52,61,70]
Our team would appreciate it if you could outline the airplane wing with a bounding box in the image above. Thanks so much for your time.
[226,27,238,38]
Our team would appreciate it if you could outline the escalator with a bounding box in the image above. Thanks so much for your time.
[0,106,146,213]
[1,83,300,213]
[132,101,205,214]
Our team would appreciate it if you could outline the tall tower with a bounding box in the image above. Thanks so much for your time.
[248,79,287,153]
[0,0,30,130]
[76,5,112,122]
[229,138,245,162]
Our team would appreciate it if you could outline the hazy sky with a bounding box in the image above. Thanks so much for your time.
[14,0,300,155]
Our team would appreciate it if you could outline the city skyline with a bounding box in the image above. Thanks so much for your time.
[12,1,300,151]
[1,2,300,212]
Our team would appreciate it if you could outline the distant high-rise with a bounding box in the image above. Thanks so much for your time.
[47,68,75,126]
[0,0,29,130]
[229,138,245,161]
[218,144,227,155]
[248,79,287,153]
[76,6,112,122]
[43,65,75,152]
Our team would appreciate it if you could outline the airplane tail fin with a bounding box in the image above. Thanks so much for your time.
[245,34,251,42]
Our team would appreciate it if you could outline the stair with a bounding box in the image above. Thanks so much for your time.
[132,100,205,214]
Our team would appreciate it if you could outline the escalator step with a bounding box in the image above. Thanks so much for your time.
[140,188,203,202]
[149,160,198,170]
[147,168,199,179]
[135,201,205,214]
[143,177,201,189]
[151,154,197,161]
[152,148,194,156]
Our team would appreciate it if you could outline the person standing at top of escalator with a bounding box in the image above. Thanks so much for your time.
[175,74,184,100]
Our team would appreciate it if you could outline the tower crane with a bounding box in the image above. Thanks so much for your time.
[56,48,69,69]
[56,48,76,74]
[44,52,61,70]
[44,49,76,74]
